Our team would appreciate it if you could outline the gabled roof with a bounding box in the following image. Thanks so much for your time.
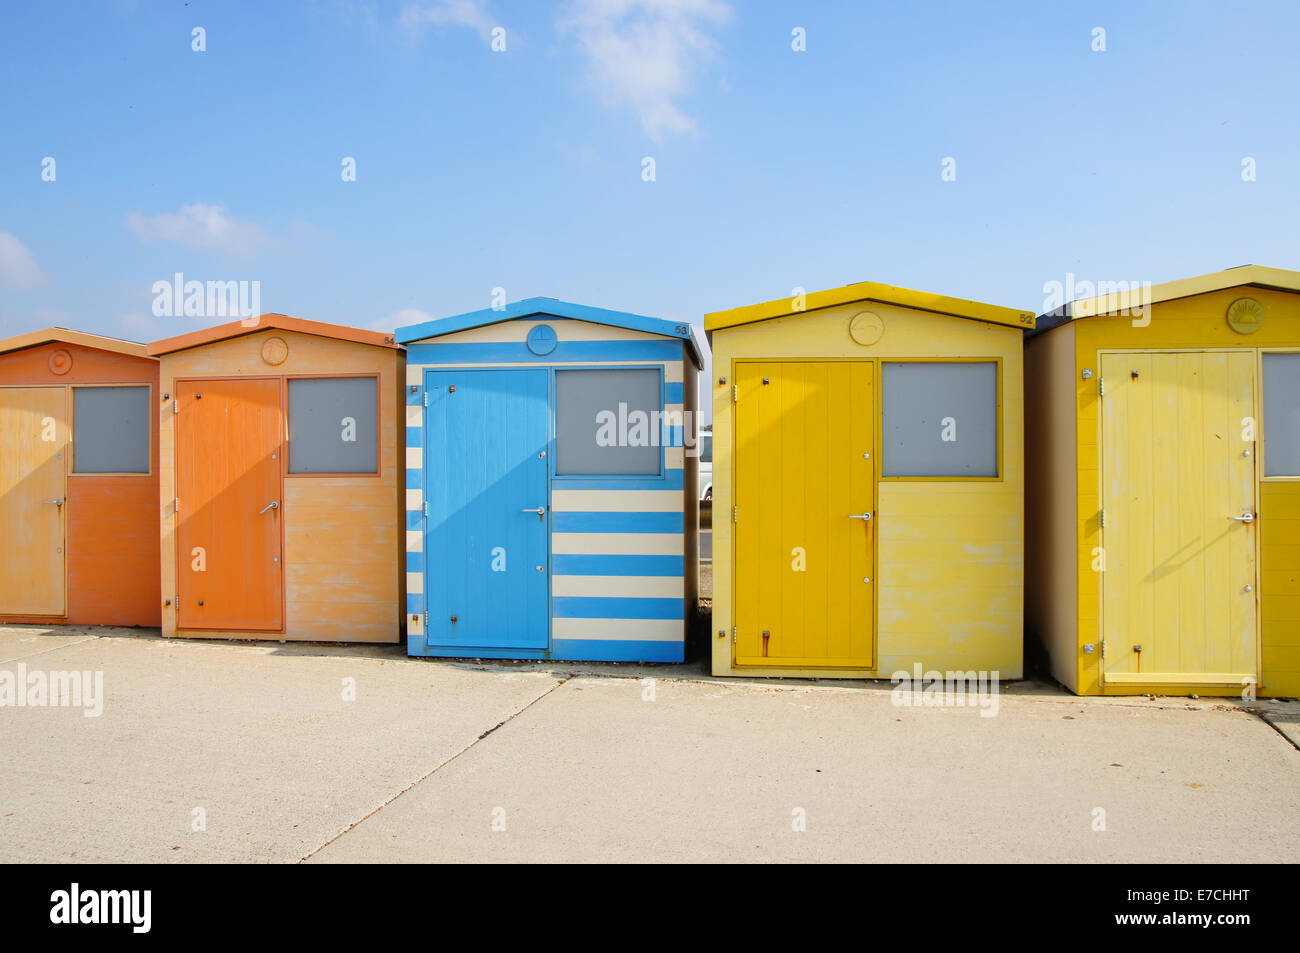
[147,313,399,356]
[0,327,151,359]
[705,280,1035,332]
[394,297,704,368]
[1034,265,1300,333]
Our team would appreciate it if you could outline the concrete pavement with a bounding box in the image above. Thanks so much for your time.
[1,624,1296,863]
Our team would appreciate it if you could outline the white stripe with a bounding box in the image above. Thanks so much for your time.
[406,572,424,594]
[406,404,423,428]
[553,618,683,642]
[406,530,423,553]
[665,447,684,469]
[406,364,424,387]
[663,361,684,384]
[552,533,683,556]
[552,575,683,598]
[406,488,422,511]
[407,360,671,371]
[551,489,683,512]
[407,318,674,345]
[406,446,422,470]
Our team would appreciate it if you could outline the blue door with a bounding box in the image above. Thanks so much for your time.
[423,368,550,654]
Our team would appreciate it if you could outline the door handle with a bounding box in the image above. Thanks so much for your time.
[521,507,545,520]
[847,512,872,521]
[40,498,64,506]
[1228,512,1256,523]
[259,500,280,515]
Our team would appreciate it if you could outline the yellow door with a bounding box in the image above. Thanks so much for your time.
[733,361,875,667]
[1100,352,1258,686]
[0,387,67,615]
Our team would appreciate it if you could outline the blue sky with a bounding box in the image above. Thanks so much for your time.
[2,0,1298,385]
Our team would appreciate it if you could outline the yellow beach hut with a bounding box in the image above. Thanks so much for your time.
[705,281,1033,679]
[1026,265,1300,697]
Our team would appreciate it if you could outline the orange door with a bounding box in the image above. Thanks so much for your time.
[0,387,67,614]
[176,379,283,630]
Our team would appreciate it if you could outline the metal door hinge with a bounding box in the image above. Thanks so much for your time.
[172,398,179,414]
[732,505,737,523]
[174,595,179,609]
[173,498,179,514]
[423,501,428,517]
[423,391,427,407]
[1099,508,1105,528]
[1100,641,1106,658]
[1098,377,1105,396]
[732,626,737,645]
[733,384,738,402]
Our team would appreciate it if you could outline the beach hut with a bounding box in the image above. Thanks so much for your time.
[1025,265,1300,697]
[147,314,404,643]
[704,282,1033,679]
[0,329,160,626]
[398,298,702,662]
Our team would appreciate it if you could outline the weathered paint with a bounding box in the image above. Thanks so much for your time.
[706,285,1030,679]
[0,386,67,615]
[399,299,701,662]
[1025,266,1300,696]
[0,333,161,627]
[149,315,404,643]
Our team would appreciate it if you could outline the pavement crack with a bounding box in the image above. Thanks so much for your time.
[1244,708,1300,752]
[298,675,572,862]
[0,636,101,665]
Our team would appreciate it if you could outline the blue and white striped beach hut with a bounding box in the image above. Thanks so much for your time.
[397,298,703,662]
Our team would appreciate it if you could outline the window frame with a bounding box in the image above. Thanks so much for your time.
[70,382,154,477]
[1261,348,1300,482]
[878,357,1004,482]
[551,364,667,482]
[284,373,382,478]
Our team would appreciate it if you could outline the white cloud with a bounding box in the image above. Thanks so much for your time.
[369,308,434,332]
[125,203,271,257]
[560,0,730,140]
[401,0,496,40]
[0,232,48,289]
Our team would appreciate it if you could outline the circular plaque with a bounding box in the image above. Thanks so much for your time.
[261,336,289,365]
[848,311,884,346]
[1226,297,1265,334]
[526,324,558,355]
[48,349,73,375]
